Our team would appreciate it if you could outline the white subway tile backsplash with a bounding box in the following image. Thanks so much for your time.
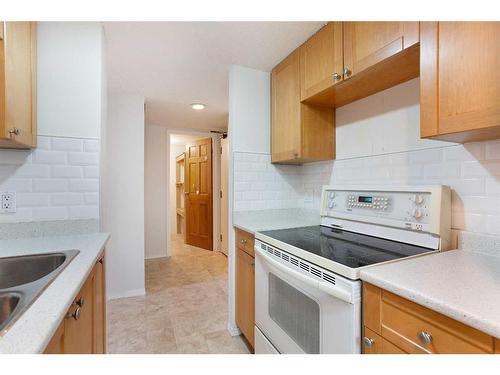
[83,139,100,152]
[34,179,69,192]
[69,179,99,192]
[51,137,83,151]
[0,135,100,223]
[33,150,67,164]
[234,140,500,237]
[32,207,68,221]
[52,165,83,178]
[68,152,99,166]
[51,193,84,206]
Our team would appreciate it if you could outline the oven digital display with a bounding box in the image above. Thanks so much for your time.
[358,196,373,203]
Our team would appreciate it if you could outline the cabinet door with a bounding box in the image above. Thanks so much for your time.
[421,22,500,141]
[343,22,419,78]
[94,257,106,353]
[235,247,255,348]
[44,321,65,354]
[64,270,95,354]
[2,22,36,147]
[363,327,406,354]
[300,22,343,100]
[271,50,301,163]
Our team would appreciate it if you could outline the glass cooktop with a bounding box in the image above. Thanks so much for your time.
[259,225,435,269]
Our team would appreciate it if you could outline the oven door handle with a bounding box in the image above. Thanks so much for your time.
[255,247,354,304]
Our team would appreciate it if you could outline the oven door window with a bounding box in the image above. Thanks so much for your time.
[268,273,320,354]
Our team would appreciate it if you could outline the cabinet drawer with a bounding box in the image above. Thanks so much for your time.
[363,327,406,354]
[235,228,255,257]
[381,290,494,354]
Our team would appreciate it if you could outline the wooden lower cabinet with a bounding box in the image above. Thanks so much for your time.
[44,253,106,354]
[235,229,255,349]
[362,283,498,354]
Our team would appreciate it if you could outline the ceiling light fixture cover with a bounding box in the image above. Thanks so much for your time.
[190,103,206,110]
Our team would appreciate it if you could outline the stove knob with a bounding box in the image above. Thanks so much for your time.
[328,201,334,209]
[412,194,424,205]
[329,191,335,199]
[412,208,423,219]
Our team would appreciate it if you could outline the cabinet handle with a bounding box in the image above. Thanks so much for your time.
[9,127,20,136]
[66,307,81,321]
[343,67,352,78]
[240,239,247,244]
[417,331,433,345]
[363,336,375,348]
[76,297,85,307]
[333,73,341,81]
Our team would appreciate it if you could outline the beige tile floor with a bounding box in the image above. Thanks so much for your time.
[107,234,250,354]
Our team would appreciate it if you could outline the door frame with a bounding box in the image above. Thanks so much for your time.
[166,129,223,257]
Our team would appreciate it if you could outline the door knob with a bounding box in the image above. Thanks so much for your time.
[9,127,20,136]
[363,337,375,348]
[66,307,81,321]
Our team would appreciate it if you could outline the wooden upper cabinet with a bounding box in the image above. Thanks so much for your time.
[343,22,419,78]
[272,50,302,163]
[421,22,500,142]
[271,50,334,164]
[301,22,420,109]
[300,22,343,100]
[0,22,37,149]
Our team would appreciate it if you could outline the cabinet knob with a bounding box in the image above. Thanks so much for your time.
[9,127,20,136]
[343,67,352,78]
[76,297,85,307]
[417,331,433,345]
[333,73,341,81]
[66,307,81,321]
[240,239,247,244]
[363,336,375,348]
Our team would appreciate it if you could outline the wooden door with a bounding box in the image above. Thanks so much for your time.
[64,270,95,354]
[94,257,106,353]
[185,138,213,250]
[44,321,65,354]
[343,22,419,78]
[271,50,301,163]
[421,22,500,141]
[300,22,343,100]
[1,22,36,148]
[235,247,255,348]
[220,137,228,256]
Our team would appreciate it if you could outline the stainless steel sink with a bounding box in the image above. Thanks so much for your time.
[0,250,79,334]
[0,253,67,289]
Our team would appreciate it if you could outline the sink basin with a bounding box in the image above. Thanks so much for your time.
[0,293,21,329]
[0,250,79,334]
[0,253,67,289]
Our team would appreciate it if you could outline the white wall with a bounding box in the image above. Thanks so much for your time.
[229,66,270,154]
[335,79,450,159]
[145,124,168,259]
[227,65,273,336]
[37,22,103,139]
[102,94,145,299]
[0,22,104,225]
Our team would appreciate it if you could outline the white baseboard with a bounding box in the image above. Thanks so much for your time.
[107,288,145,301]
[227,322,241,337]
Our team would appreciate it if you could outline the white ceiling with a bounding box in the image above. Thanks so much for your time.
[170,133,205,145]
[104,22,324,131]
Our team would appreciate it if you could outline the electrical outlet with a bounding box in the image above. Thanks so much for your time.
[1,192,16,213]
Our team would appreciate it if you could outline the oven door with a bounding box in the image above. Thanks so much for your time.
[254,245,361,354]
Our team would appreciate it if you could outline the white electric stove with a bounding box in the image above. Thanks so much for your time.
[254,185,451,354]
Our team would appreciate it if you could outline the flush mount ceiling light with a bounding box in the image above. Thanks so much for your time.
[190,103,206,110]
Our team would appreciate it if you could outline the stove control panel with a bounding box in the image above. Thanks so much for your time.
[320,185,450,238]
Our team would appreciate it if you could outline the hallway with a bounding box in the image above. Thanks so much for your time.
[107,234,250,353]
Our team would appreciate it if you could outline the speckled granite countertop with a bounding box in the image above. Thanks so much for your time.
[360,249,500,339]
[0,233,110,353]
[233,208,321,234]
